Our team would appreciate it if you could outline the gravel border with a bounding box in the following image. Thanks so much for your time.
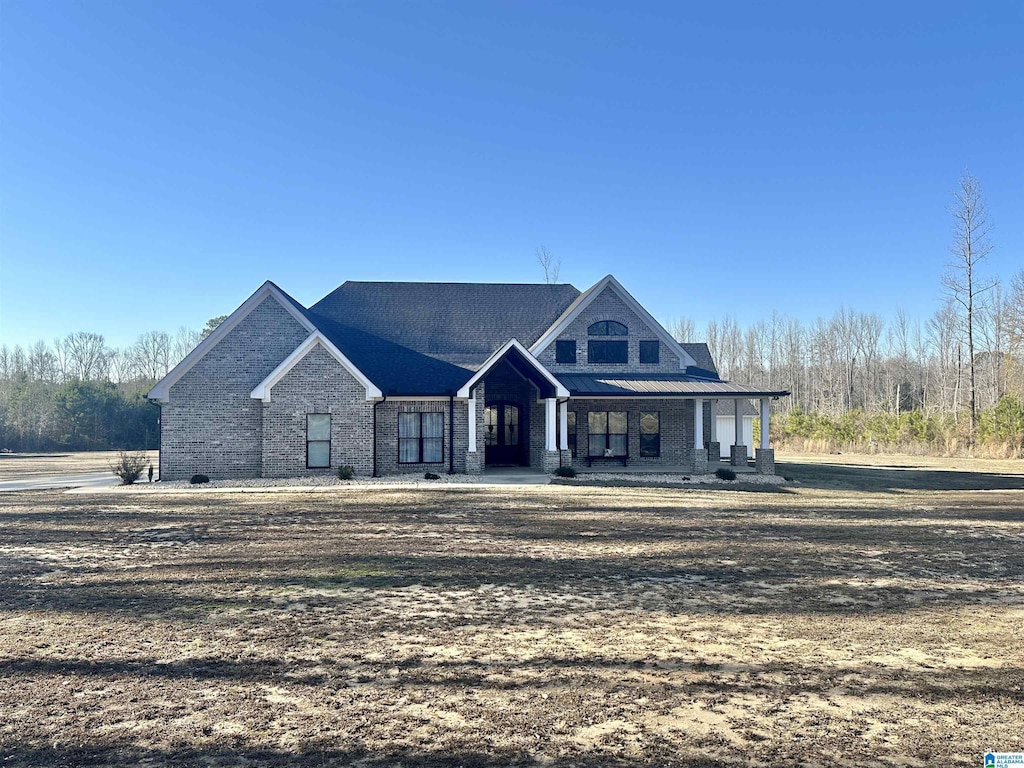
[558,471,789,488]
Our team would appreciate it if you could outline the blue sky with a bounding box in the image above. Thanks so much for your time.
[1,1,1022,350]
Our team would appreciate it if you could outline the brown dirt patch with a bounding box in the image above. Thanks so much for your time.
[0,459,1021,766]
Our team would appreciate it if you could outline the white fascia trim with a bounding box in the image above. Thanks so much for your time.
[148,281,317,403]
[529,274,696,369]
[456,338,569,399]
[251,332,382,403]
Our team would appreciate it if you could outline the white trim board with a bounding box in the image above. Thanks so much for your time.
[250,332,383,402]
[149,281,317,403]
[456,338,569,399]
[529,274,696,369]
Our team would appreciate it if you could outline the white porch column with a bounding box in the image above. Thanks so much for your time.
[693,398,704,450]
[734,399,743,445]
[760,397,770,450]
[468,397,477,453]
[544,398,557,451]
[709,400,718,443]
[558,400,568,450]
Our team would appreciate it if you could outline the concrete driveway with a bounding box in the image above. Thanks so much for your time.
[0,472,123,492]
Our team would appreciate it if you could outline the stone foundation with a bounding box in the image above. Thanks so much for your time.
[692,448,708,475]
[755,447,775,475]
[730,444,748,466]
[707,441,721,463]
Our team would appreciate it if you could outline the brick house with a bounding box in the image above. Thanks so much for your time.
[149,275,788,479]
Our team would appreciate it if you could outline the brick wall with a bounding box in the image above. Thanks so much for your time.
[536,286,687,375]
[565,398,697,470]
[160,297,310,480]
[375,399,472,476]
[260,344,374,477]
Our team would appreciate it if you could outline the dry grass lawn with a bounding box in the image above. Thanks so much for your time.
[0,451,158,481]
[0,454,1022,766]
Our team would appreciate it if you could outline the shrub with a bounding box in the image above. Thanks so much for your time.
[337,465,355,480]
[554,466,577,478]
[109,450,148,485]
[715,467,736,481]
[424,472,441,480]
[189,474,210,485]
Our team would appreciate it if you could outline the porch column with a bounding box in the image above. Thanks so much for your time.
[467,397,477,453]
[708,399,721,462]
[730,398,748,466]
[693,398,708,474]
[558,400,568,450]
[756,397,775,475]
[544,398,557,451]
[760,397,770,450]
[693,398,704,450]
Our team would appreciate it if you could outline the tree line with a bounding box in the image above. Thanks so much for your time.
[0,317,225,452]
[669,173,1024,456]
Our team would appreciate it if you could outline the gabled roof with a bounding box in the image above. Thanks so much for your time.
[310,281,580,369]
[713,399,760,417]
[148,281,317,403]
[529,275,697,369]
[680,343,718,375]
[456,339,568,399]
[250,332,382,402]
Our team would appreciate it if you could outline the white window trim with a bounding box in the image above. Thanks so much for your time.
[529,274,696,369]
[148,281,316,402]
[251,332,383,402]
[456,338,568,399]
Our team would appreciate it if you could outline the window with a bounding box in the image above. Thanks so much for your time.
[640,412,660,457]
[640,340,660,364]
[555,339,577,364]
[566,411,577,456]
[588,320,628,336]
[306,414,331,468]
[399,412,444,464]
[588,411,627,457]
[588,340,628,364]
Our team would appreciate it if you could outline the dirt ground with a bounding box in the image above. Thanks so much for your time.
[0,455,1022,767]
[0,451,158,481]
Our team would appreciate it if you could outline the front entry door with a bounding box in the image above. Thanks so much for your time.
[484,401,524,466]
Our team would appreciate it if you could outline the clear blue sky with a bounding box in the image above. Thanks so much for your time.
[1,1,1021,350]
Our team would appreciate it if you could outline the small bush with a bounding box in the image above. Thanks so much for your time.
[554,466,577,478]
[189,474,210,485]
[337,465,355,480]
[109,451,148,485]
[715,467,736,481]
[424,472,441,480]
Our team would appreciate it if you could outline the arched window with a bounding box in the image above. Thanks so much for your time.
[587,320,629,364]
[588,320,628,336]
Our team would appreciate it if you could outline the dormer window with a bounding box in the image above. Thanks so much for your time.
[588,320,628,364]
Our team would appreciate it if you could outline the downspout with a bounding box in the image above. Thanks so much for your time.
[372,395,387,477]
[448,394,455,475]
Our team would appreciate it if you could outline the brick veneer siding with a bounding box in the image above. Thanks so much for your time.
[375,399,471,476]
[160,297,310,480]
[537,286,688,375]
[260,344,374,477]
[565,398,697,470]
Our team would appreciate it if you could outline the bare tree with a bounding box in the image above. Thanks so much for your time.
[536,245,561,285]
[666,316,695,343]
[131,331,172,381]
[61,332,110,380]
[943,170,995,441]
[172,326,202,364]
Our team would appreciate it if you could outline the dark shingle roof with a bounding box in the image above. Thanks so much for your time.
[311,282,580,369]
[680,342,718,375]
